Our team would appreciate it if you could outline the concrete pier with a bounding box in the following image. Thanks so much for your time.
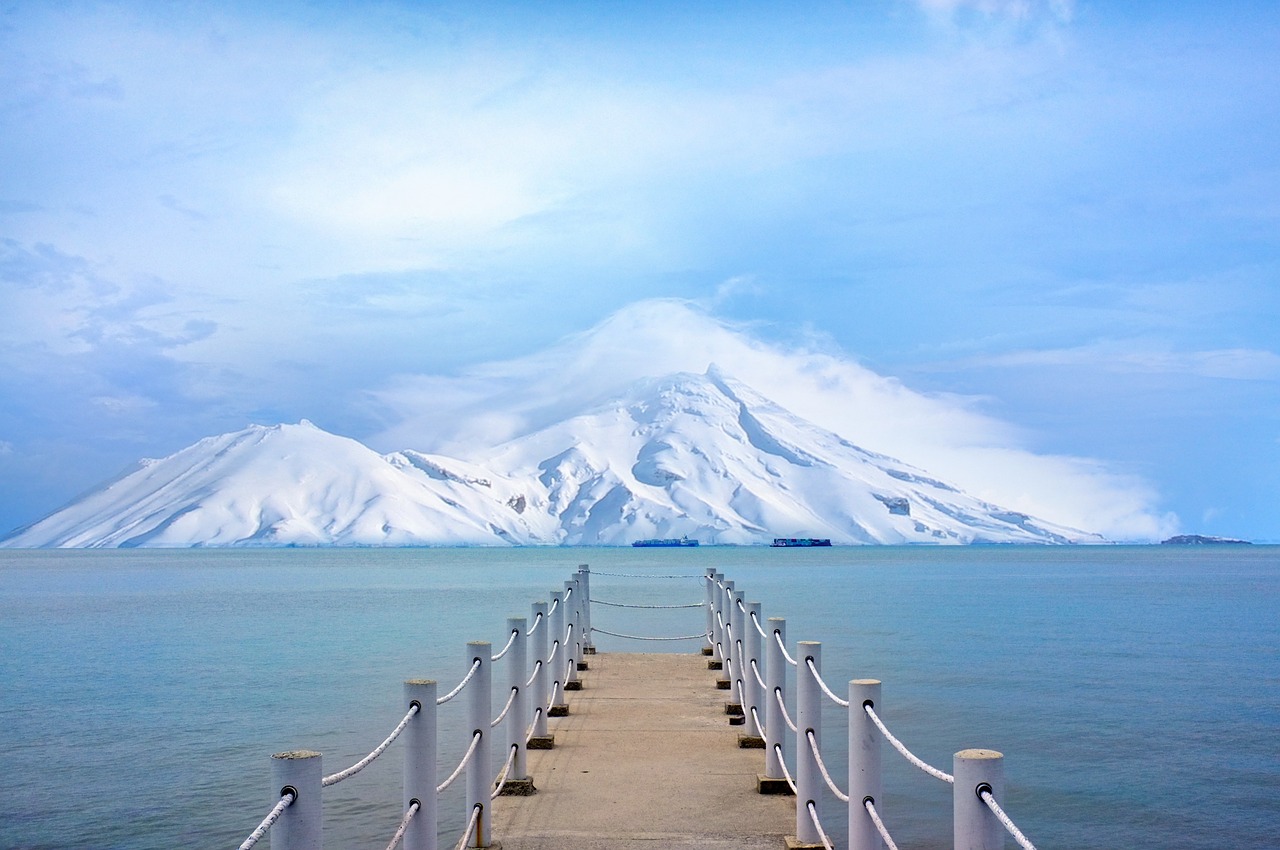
[492,652,795,850]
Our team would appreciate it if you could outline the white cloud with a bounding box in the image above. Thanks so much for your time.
[369,298,1173,541]
[969,343,1280,381]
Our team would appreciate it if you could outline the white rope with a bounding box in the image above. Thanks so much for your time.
[526,610,544,635]
[806,800,835,850]
[490,629,518,662]
[436,731,482,793]
[453,804,482,850]
[806,658,850,707]
[438,658,482,705]
[775,687,798,732]
[981,788,1039,850]
[864,799,900,850]
[491,686,518,728]
[591,627,710,641]
[751,705,767,739]
[735,597,746,612]
[323,703,419,787]
[237,791,293,850]
[749,609,768,638]
[525,659,543,688]
[383,801,419,850]
[491,743,519,800]
[750,658,767,691]
[590,597,705,609]
[806,729,850,802]
[864,705,954,783]
[773,743,798,795]
[774,630,797,666]
[589,571,703,578]
[546,639,559,665]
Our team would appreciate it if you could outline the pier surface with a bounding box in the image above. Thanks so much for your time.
[492,652,794,850]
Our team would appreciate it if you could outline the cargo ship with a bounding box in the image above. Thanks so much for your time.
[771,537,832,547]
[632,536,699,547]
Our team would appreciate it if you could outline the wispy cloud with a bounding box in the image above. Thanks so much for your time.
[963,342,1280,381]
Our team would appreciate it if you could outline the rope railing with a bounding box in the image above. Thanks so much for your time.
[525,659,543,688]
[750,657,767,691]
[491,686,518,728]
[591,626,710,641]
[590,597,705,609]
[773,742,798,795]
[323,703,419,787]
[382,801,419,850]
[453,804,482,850]
[491,743,519,800]
[438,658,482,705]
[490,628,519,661]
[775,687,798,733]
[526,610,544,635]
[982,787,1039,850]
[864,704,954,783]
[774,629,797,666]
[806,800,835,850]
[436,730,482,794]
[751,705,766,739]
[806,729,849,803]
[864,799,900,850]
[237,791,294,850]
[807,657,850,708]
[749,609,768,638]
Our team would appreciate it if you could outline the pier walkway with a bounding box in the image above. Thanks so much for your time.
[493,651,793,850]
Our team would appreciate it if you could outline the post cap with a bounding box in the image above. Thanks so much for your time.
[272,750,322,760]
[955,748,1003,760]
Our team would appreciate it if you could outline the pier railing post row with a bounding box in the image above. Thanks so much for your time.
[548,590,567,716]
[465,641,492,848]
[404,680,438,850]
[271,750,323,850]
[577,564,594,655]
[529,601,551,746]
[743,600,764,742]
[760,616,790,794]
[954,749,1004,850]
[563,579,581,691]
[848,679,882,850]
[794,640,823,848]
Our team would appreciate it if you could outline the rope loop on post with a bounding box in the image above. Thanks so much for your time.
[773,742,798,795]
[526,610,544,635]
[774,630,798,666]
[864,798,900,850]
[806,657,850,707]
[491,743,520,800]
[383,800,420,850]
[806,729,849,802]
[525,659,543,688]
[490,628,519,662]
[323,703,420,787]
[806,800,835,850]
[750,704,767,739]
[775,687,798,733]
[454,804,483,850]
[436,730,483,793]
[749,609,768,638]
[750,657,767,690]
[491,686,519,728]
[438,658,482,705]
[864,704,954,783]
[981,788,1039,850]
[237,790,294,850]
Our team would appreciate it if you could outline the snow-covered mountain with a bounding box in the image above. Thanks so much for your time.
[1,370,1102,547]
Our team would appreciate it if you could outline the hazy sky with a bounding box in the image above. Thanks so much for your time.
[2,0,1277,542]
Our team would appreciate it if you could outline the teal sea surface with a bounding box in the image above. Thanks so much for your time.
[1,546,1277,849]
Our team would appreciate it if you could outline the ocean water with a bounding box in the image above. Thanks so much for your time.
[0,546,1276,850]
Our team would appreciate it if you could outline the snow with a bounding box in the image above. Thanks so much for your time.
[1,370,1103,548]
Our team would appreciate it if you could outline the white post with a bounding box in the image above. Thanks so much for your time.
[507,617,528,782]
[730,589,746,715]
[712,573,727,666]
[530,601,550,739]
[271,750,322,850]
[849,680,883,850]
[404,680,438,850]
[795,641,822,846]
[745,600,764,738]
[703,569,715,654]
[465,641,492,848]
[563,580,579,688]
[549,591,566,714]
[720,580,736,686]
[764,617,788,782]
[578,564,594,654]
[954,749,1004,850]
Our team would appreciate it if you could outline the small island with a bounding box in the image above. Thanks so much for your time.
[1161,534,1251,545]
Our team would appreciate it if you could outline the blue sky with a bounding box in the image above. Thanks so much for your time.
[1,0,1277,542]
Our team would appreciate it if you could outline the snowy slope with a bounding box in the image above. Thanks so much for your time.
[1,372,1101,547]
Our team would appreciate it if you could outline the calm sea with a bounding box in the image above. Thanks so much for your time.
[0,546,1276,850]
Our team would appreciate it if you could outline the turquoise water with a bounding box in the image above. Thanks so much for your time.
[0,546,1276,849]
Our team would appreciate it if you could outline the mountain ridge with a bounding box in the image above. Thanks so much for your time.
[1,370,1103,547]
